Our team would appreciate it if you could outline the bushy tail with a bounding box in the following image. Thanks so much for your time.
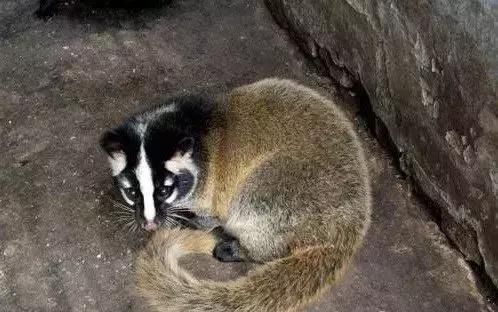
[136,229,350,312]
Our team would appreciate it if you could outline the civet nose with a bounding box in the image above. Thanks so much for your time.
[143,221,158,232]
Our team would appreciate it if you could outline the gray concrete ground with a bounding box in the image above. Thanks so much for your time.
[0,0,493,311]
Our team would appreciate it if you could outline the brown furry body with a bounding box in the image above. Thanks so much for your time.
[136,79,372,311]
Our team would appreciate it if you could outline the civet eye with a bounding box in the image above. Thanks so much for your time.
[124,187,138,201]
[156,186,172,198]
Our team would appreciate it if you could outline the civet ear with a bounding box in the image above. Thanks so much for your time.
[100,129,127,176]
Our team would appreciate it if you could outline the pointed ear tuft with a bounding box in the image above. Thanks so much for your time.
[100,130,124,156]
[177,137,195,157]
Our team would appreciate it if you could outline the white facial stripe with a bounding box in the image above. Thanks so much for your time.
[135,144,156,222]
[138,103,177,128]
[122,179,132,188]
[120,188,135,205]
[135,122,147,137]
[164,176,174,186]
[165,153,198,176]
[155,103,177,115]
[108,152,127,176]
[165,188,179,204]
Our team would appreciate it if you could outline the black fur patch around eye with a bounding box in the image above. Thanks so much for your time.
[175,170,195,199]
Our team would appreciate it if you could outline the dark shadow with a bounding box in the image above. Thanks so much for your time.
[36,0,173,25]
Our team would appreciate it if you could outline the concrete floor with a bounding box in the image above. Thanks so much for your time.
[0,0,492,311]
